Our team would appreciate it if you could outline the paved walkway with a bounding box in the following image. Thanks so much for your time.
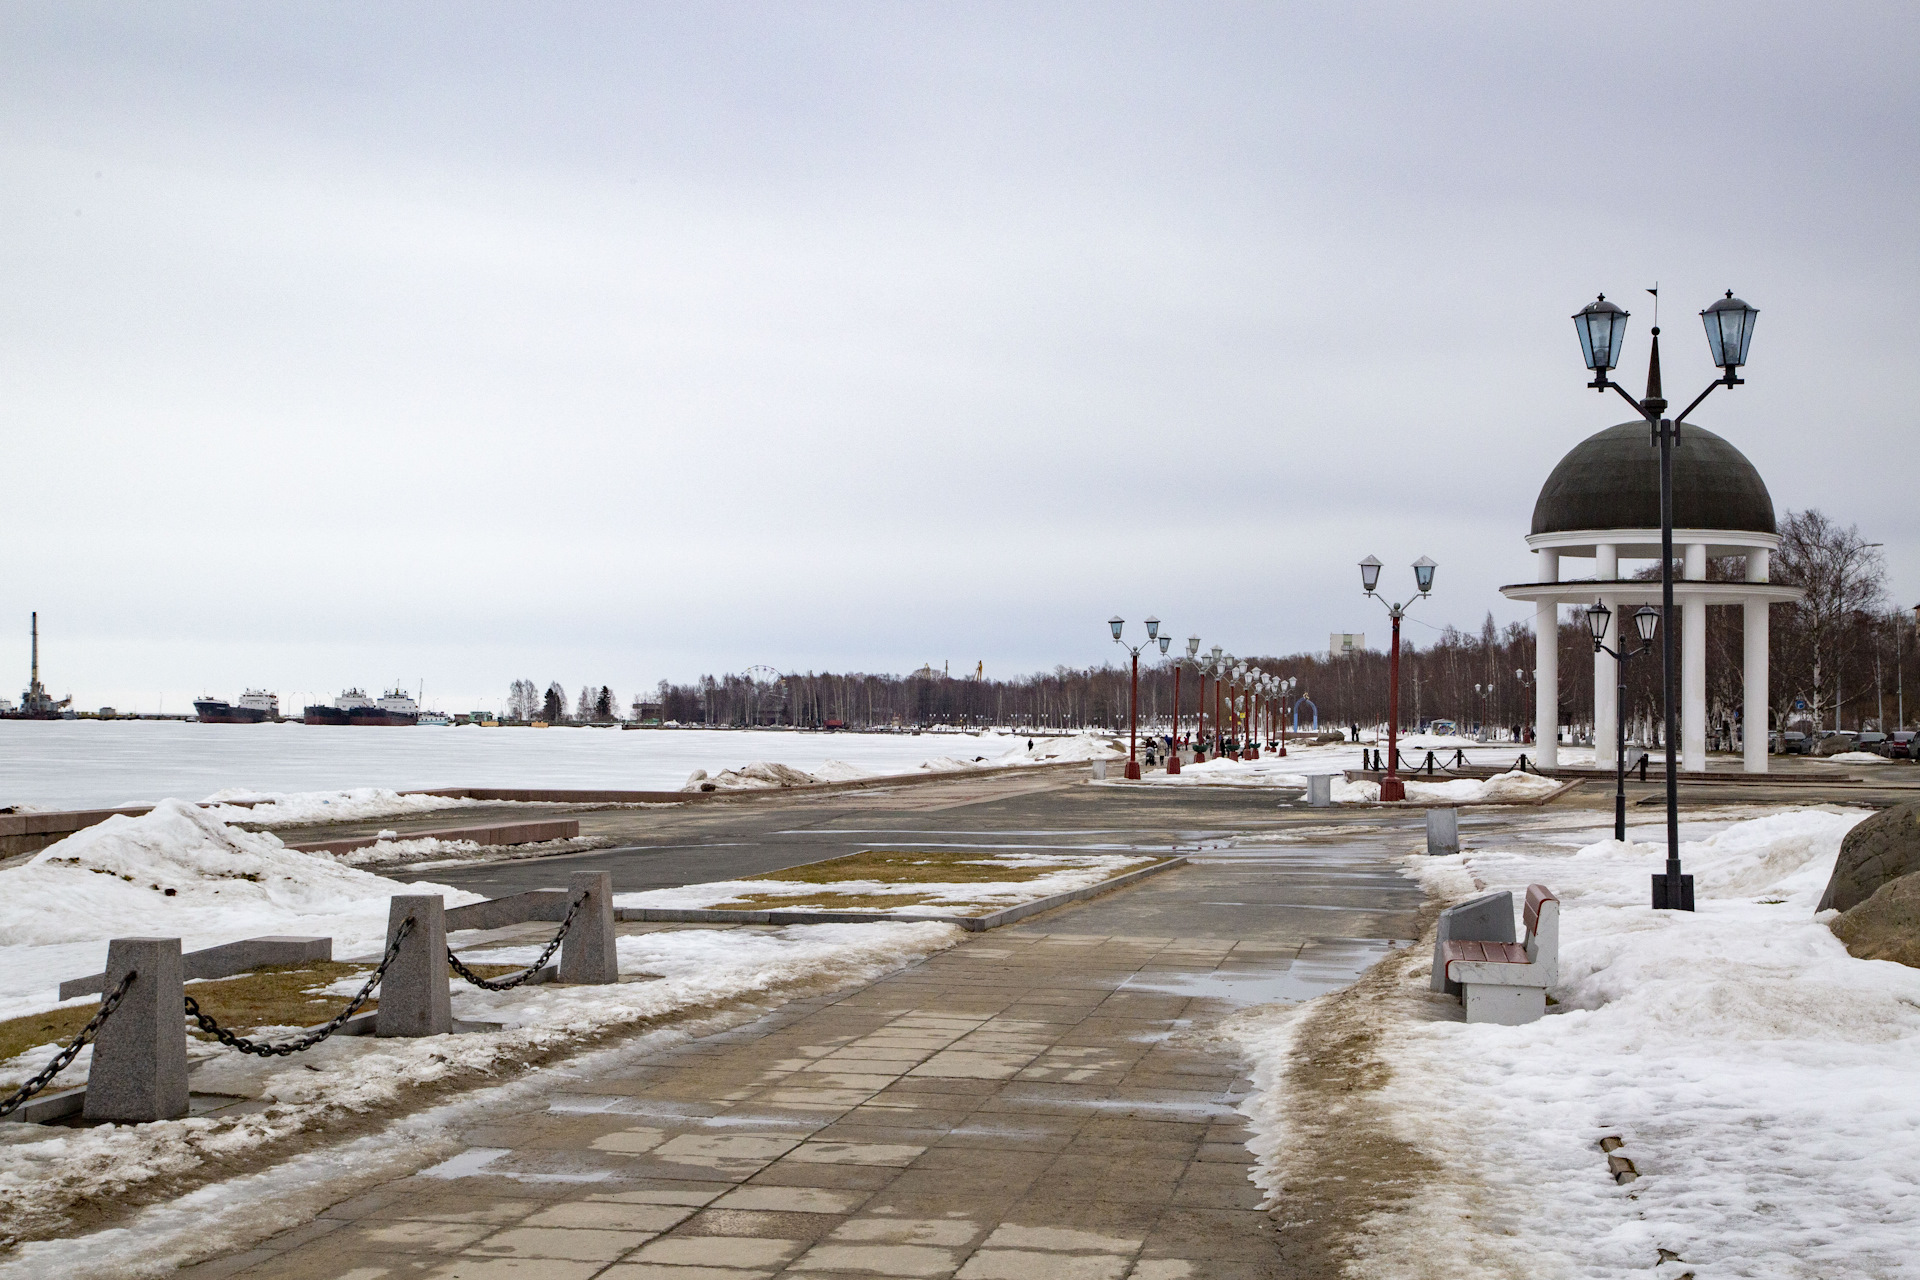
[182,837,1424,1280]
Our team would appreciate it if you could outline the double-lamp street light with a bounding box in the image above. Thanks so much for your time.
[1586,598,1661,843]
[1572,286,1759,911]
[1109,615,1162,781]
[1359,555,1437,801]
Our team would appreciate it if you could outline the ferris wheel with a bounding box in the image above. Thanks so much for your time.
[743,665,781,686]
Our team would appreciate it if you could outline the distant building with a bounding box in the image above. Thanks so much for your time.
[1330,632,1366,658]
[631,699,664,723]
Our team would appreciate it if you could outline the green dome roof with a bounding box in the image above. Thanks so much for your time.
[1531,421,1775,537]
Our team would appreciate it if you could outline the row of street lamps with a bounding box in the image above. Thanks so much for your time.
[1105,290,1757,915]
[1107,618,1301,780]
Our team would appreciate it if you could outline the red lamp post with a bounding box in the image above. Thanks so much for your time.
[1242,667,1260,759]
[1209,647,1226,758]
[1109,615,1159,781]
[1277,676,1296,756]
[1361,555,1436,802]
[1170,635,1199,775]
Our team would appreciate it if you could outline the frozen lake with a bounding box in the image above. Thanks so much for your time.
[0,720,1049,810]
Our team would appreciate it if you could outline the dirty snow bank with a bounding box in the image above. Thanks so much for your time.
[0,800,485,1021]
[1242,807,1920,1279]
[0,920,959,1243]
[613,853,1158,916]
[1331,769,1564,804]
[680,732,1122,791]
[200,787,485,826]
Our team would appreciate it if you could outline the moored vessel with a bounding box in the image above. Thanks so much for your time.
[349,687,419,726]
[304,688,372,725]
[195,689,280,723]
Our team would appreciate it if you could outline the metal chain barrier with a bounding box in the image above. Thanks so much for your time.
[184,916,416,1058]
[0,970,138,1119]
[447,891,583,991]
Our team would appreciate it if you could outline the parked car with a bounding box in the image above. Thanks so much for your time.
[1857,731,1888,754]
[1888,730,1918,760]
[1777,730,1809,754]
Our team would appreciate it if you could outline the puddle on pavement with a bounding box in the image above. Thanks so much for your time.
[1118,938,1397,1006]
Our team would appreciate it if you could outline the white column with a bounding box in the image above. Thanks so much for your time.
[1535,549,1560,768]
[1592,545,1617,770]
[1682,544,1708,772]
[1744,548,1771,773]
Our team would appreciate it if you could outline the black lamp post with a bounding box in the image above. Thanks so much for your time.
[1586,599,1661,843]
[1572,288,1758,910]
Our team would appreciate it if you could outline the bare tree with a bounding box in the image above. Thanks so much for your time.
[506,678,539,722]
[1772,509,1888,732]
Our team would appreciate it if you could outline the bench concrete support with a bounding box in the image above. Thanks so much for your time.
[1425,808,1460,856]
[1306,775,1333,807]
[1431,891,1514,995]
[559,871,618,985]
[1459,982,1544,1025]
[376,896,451,1038]
[82,938,189,1123]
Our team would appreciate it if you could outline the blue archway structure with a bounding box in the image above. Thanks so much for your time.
[1292,697,1319,731]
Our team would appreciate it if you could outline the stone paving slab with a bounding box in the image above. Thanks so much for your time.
[178,836,1423,1280]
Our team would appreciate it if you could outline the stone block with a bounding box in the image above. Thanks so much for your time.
[82,937,189,1123]
[1425,808,1459,857]
[1818,802,1920,913]
[1305,775,1332,807]
[1430,891,1513,995]
[1830,869,1920,968]
[376,895,452,1037]
[560,871,619,985]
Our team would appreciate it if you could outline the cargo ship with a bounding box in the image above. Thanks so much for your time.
[195,689,281,723]
[304,688,372,725]
[350,688,419,727]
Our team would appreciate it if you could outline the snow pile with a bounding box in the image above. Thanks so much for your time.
[614,853,1159,917]
[1245,807,1920,1279]
[0,800,484,1021]
[1331,769,1562,805]
[1136,756,1310,788]
[0,920,960,1243]
[1826,750,1892,764]
[681,762,827,791]
[200,788,482,826]
[330,835,487,868]
[993,733,1123,765]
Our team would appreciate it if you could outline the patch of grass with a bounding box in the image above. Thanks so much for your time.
[719,891,943,912]
[0,959,530,1066]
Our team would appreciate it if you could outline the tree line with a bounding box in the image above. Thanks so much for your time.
[505,508,1914,741]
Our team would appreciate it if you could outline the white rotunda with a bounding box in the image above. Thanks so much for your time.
[1500,419,1802,773]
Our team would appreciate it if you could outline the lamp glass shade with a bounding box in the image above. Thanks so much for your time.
[1359,555,1383,593]
[1585,598,1612,646]
[1211,645,1223,662]
[1701,292,1758,369]
[1573,295,1629,371]
[1144,616,1160,640]
[1187,635,1201,658]
[1109,616,1124,641]
[1412,556,1437,594]
[1157,635,1170,654]
[1633,605,1661,644]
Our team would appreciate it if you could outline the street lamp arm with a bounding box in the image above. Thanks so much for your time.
[1589,370,1650,418]
[1672,371,1738,429]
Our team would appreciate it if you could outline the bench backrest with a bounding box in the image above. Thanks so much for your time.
[1523,883,1559,985]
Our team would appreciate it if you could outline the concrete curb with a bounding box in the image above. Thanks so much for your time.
[414,758,1099,807]
[615,855,1188,933]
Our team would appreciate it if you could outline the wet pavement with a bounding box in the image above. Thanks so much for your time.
[179,781,1427,1279]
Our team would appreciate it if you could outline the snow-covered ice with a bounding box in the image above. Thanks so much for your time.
[1235,806,1920,1279]
[0,720,1119,810]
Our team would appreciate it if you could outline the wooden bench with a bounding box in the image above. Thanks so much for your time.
[1440,884,1559,1025]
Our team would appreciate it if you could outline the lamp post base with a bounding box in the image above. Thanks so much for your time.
[1124,760,1142,781]
[1192,751,1206,763]
[1652,873,1694,911]
[1277,746,1287,757]
[1166,756,1181,775]
[1379,777,1406,802]
[1244,746,1259,760]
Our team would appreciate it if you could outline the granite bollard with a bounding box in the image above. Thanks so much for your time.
[375,895,451,1038]
[82,937,189,1123]
[1426,808,1460,857]
[559,871,619,984]
[1306,775,1333,807]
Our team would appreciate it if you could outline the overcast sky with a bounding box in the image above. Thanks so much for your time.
[3,3,1915,713]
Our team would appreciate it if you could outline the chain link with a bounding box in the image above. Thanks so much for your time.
[184,916,417,1057]
[448,891,583,991]
[0,970,137,1119]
